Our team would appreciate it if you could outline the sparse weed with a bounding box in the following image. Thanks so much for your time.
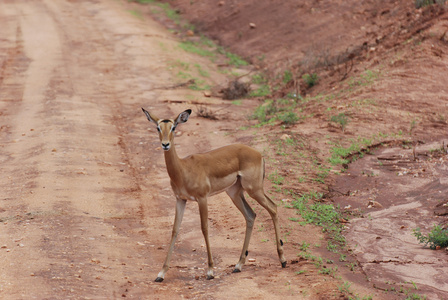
[329,138,372,166]
[268,170,285,185]
[251,99,300,125]
[348,69,379,87]
[330,113,349,132]
[302,73,319,87]
[291,192,346,252]
[224,51,248,67]
[300,241,310,251]
[283,70,293,84]
[415,0,446,8]
[249,84,271,97]
[179,41,215,57]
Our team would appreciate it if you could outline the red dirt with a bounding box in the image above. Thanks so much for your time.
[1,0,447,299]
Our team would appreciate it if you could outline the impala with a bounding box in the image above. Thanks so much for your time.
[142,108,286,282]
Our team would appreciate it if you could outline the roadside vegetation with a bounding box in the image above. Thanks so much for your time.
[413,225,448,249]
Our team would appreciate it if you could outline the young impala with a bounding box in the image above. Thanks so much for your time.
[142,108,286,282]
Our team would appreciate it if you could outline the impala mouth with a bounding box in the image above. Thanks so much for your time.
[161,143,171,151]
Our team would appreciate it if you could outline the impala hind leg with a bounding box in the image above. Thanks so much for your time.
[247,189,287,268]
[226,179,256,273]
[155,198,186,282]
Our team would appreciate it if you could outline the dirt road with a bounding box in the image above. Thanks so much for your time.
[0,1,341,298]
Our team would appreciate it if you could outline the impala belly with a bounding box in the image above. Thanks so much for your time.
[209,173,238,196]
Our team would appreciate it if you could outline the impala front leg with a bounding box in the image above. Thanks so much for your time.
[155,198,187,282]
[198,197,214,280]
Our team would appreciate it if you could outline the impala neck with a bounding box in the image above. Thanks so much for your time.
[163,143,183,182]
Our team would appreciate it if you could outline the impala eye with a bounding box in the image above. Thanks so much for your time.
[157,126,161,132]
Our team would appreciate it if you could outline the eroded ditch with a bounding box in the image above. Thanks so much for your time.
[331,140,448,299]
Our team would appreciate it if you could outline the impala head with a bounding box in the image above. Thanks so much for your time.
[142,108,192,151]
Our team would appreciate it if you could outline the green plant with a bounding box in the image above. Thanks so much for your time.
[277,111,300,125]
[249,84,271,97]
[252,73,268,84]
[302,73,319,87]
[413,225,448,249]
[291,192,346,252]
[283,70,293,84]
[268,170,285,185]
[251,99,300,125]
[406,294,427,300]
[300,241,310,251]
[330,113,349,132]
[409,119,417,135]
[348,69,379,87]
[338,281,352,294]
[225,51,248,67]
[251,100,277,123]
[179,41,215,57]
[415,0,446,8]
[328,138,372,166]
[347,262,358,272]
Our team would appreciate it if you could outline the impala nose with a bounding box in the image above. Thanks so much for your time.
[161,142,170,151]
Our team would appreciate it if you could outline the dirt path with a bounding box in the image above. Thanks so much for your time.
[0,1,347,299]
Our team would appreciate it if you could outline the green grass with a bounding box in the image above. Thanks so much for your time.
[291,192,345,247]
[251,99,300,125]
[252,73,268,84]
[179,41,215,57]
[329,138,372,166]
[348,69,379,88]
[224,51,248,67]
[302,73,319,87]
[268,170,285,185]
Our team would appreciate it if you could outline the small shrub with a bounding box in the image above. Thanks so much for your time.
[302,73,319,87]
[278,111,300,125]
[413,225,448,249]
[330,113,349,131]
[251,100,277,122]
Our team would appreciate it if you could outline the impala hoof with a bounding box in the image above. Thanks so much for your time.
[281,261,287,268]
[232,269,241,273]
[155,277,164,282]
[206,275,215,280]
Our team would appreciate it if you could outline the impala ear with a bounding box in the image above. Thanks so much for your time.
[142,108,159,124]
[174,109,192,126]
